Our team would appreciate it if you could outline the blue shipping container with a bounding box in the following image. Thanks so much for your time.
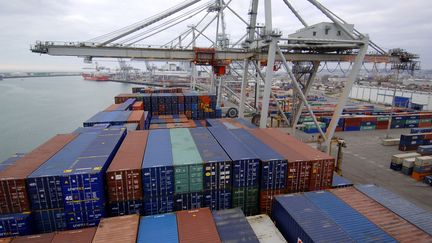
[203,189,232,211]
[212,208,259,243]
[0,212,32,237]
[230,129,287,190]
[304,191,396,242]
[272,194,355,243]
[174,192,203,211]
[0,153,25,172]
[138,213,179,243]
[108,200,143,217]
[33,208,66,233]
[143,196,174,216]
[356,184,432,235]
[189,128,232,191]
[208,127,260,188]
[83,111,131,127]
[27,133,99,210]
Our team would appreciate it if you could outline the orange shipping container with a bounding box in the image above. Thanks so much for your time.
[104,104,121,111]
[92,215,139,243]
[127,110,145,130]
[51,227,96,243]
[331,187,432,242]
[177,208,221,243]
[11,233,55,243]
[132,101,144,110]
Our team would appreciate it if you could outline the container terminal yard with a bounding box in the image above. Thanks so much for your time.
[0,0,431,242]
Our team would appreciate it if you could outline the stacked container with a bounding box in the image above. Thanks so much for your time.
[389,152,420,171]
[141,130,175,215]
[246,214,287,243]
[11,232,55,242]
[401,157,415,175]
[51,227,96,243]
[412,156,432,181]
[83,111,132,127]
[376,116,390,129]
[212,208,259,243]
[176,208,221,243]
[417,145,432,155]
[208,126,260,215]
[170,129,203,211]
[331,187,432,242]
[360,116,377,131]
[27,133,98,233]
[138,213,179,243]
[92,214,139,243]
[190,128,232,211]
[229,129,287,215]
[391,116,406,129]
[106,131,149,216]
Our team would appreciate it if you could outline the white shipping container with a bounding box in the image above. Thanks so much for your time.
[402,158,415,168]
[391,153,420,165]
[247,214,287,243]
[415,156,432,167]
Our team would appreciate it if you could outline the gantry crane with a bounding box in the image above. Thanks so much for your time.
[30,0,418,151]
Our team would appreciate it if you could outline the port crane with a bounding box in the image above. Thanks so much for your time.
[31,0,418,151]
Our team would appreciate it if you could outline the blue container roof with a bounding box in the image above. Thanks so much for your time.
[305,191,396,243]
[332,173,353,187]
[274,194,355,243]
[189,128,231,163]
[206,119,224,127]
[142,129,173,168]
[234,118,256,129]
[29,133,99,177]
[64,129,125,175]
[84,111,132,124]
[356,184,432,235]
[138,213,178,243]
[212,208,259,243]
[207,127,258,161]
[0,154,26,173]
[230,129,285,161]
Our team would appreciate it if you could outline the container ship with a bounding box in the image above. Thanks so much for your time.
[0,87,431,242]
[81,72,110,81]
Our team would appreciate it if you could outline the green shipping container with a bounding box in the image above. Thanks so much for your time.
[405,119,419,125]
[360,125,376,131]
[377,116,389,121]
[420,118,432,123]
[232,187,259,216]
[171,128,203,193]
[303,122,326,130]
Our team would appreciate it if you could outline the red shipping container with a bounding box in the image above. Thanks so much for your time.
[259,189,285,215]
[132,101,144,110]
[0,134,76,214]
[104,104,121,111]
[127,110,146,130]
[176,208,221,243]
[12,233,54,243]
[106,131,149,203]
[92,215,139,243]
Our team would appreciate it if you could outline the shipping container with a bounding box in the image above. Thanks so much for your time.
[106,131,148,216]
[230,129,287,191]
[0,134,76,214]
[0,239,11,243]
[232,187,259,216]
[83,111,131,127]
[390,152,420,171]
[189,128,232,192]
[11,233,54,243]
[32,208,66,233]
[212,208,259,243]
[207,127,260,189]
[246,214,287,243]
[0,154,26,173]
[28,133,99,211]
[92,214,139,243]
[356,184,432,235]
[142,130,174,215]
[174,192,203,211]
[138,213,179,243]
[331,172,353,188]
[0,212,33,237]
[304,191,396,242]
[62,128,126,229]
[203,189,232,211]
[272,194,355,243]
[108,200,143,217]
[170,128,203,194]
[51,227,96,243]
[176,208,221,243]
[331,187,432,242]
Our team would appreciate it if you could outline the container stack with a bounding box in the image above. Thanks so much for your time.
[106,131,149,216]
[229,129,287,215]
[51,227,96,243]
[212,208,259,243]
[359,115,377,130]
[390,152,420,171]
[138,213,179,243]
[171,129,204,211]
[417,145,432,155]
[412,156,432,181]
[246,214,287,243]
[176,208,221,243]
[184,92,217,120]
[92,214,139,243]
[208,126,260,216]
[141,130,175,215]
[399,132,432,151]
[190,128,232,211]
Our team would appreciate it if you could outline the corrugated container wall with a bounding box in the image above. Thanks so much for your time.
[212,208,259,243]
[142,129,175,215]
[176,208,221,243]
[138,213,179,243]
[331,187,432,243]
[304,191,396,242]
[10,233,54,243]
[0,134,76,214]
[51,227,96,243]
[246,214,287,243]
[106,131,149,216]
[92,214,139,243]
[272,194,355,243]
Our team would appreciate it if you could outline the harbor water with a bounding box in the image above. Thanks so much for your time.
[0,76,135,161]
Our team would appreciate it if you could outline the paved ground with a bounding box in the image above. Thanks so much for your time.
[290,128,432,212]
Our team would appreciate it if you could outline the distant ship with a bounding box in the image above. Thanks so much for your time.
[81,72,110,81]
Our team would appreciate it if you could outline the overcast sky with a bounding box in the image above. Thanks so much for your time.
[0,0,431,72]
